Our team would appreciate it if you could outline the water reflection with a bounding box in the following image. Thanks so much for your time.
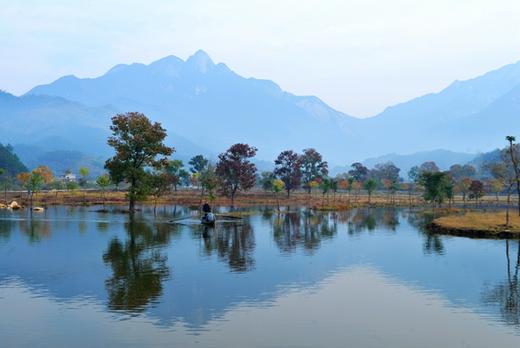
[405,210,445,255]
[1,206,520,345]
[271,210,337,254]
[201,223,256,272]
[348,208,399,234]
[103,218,171,312]
[483,240,520,328]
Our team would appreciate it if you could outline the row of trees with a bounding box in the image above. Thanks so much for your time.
[4,112,519,215]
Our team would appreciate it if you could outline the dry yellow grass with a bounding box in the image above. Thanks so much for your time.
[432,212,520,237]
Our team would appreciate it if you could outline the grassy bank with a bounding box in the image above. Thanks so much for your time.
[2,189,517,212]
[3,189,422,210]
[430,212,520,239]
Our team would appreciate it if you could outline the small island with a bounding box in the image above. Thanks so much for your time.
[430,212,520,239]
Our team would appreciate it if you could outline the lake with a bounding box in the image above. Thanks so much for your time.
[0,205,519,347]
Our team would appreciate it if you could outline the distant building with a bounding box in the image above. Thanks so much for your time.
[59,173,77,182]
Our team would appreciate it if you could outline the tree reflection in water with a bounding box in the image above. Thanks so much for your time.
[405,210,445,256]
[347,208,399,235]
[482,240,520,328]
[272,210,338,254]
[103,218,171,312]
[201,222,256,273]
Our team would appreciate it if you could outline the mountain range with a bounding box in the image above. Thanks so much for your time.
[2,50,520,174]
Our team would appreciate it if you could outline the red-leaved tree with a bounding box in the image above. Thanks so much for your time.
[216,143,257,206]
[274,150,302,197]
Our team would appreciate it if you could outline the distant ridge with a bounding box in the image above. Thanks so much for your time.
[6,50,520,165]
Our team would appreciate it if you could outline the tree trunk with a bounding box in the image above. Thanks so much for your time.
[129,198,135,214]
[506,191,511,227]
[507,140,520,216]
[506,240,511,282]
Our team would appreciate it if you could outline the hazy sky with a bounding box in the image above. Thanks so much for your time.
[2,0,520,117]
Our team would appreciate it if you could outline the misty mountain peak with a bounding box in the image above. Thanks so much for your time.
[186,49,214,73]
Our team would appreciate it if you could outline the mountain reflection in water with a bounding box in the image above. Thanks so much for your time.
[0,206,519,347]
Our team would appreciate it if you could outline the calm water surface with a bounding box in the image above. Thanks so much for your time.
[0,206,519,347]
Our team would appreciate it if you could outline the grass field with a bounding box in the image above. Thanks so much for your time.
[431,212,520,238]
[0,188,517,211]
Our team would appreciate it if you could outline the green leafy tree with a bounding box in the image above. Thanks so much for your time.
[188,155,209,174]
[79,167,90,187]
[148,171,171,215]
[260,171,275,192]
[349,162,369,182]
[165,160,185,191]
[419,171,452,211]
[199,163,219,202]
[272,179,285,212]
[17,170,44,207]
[105,112,173,213]
[364,178,377,204]
[96,174,112,209]
[300,148,328,193]
[0,143,28,176]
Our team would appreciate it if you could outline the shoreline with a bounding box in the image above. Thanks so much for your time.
[1,189,425,211]
[429,212,520,239]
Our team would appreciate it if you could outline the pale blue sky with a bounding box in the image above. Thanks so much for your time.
[1,0,520,116]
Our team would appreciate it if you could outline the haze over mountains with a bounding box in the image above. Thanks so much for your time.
[2,50,520,174]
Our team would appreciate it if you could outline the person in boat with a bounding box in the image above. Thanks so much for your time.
[202,202,215,224]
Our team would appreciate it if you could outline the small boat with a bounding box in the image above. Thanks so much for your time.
[201,212,216,226]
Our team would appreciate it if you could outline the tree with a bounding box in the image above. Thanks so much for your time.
[199,163,219,202]
[485,154,516,226]
[148,170,171,215]
[271,179,285,212]
[260,171,275,192]
[454,177,472,207]
[372,162,400,184]
[17,170,44,207]
[274,150,302,197]
[216,144,257,206]
[96,174,111,209]
[188,155,209,174]
[364,178,377,204]
[419,171,452,210]
[300,148,328,193]
[320,177,332,206]
[408,166,421,183]
[506,136,520,215]
[33,165,54,187]
[352,180,362,203]
[79,167,90,187]
[165,160,185,191]
[349,162,369,182]
[488,178,504,204]
[16,172,31,196]
[49,180,64,201]
[449,164,476,182]
[468,180,484,205]
[419,161,440,173]
[105,112,173,213]
[0,143,28,176]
